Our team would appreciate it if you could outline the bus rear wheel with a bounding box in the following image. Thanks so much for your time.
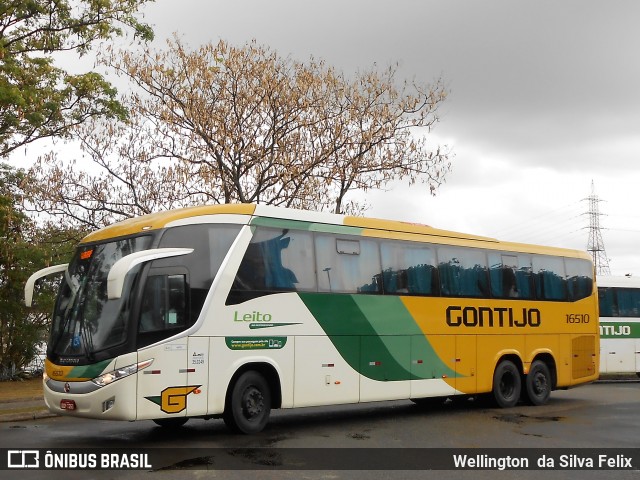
[524,360,551,406]
[224,370,271,434]
[492,360,521,408]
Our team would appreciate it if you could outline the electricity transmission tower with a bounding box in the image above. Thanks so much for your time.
[584,181,611,276]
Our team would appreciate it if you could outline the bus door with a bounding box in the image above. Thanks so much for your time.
[135,270,191,421]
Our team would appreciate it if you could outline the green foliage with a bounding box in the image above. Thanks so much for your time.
[0,164,76,378]
[0,0,154,158]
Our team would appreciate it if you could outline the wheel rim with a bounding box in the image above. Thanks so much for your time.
[531,372,548,397]
[500,371,516,399]
[241,386,264,420]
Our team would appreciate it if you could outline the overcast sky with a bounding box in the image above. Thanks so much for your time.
[21,1,639,276]
[136,0,640,276]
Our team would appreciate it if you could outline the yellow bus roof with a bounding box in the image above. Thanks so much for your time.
[79,203,591,260]
[81,204,256,243]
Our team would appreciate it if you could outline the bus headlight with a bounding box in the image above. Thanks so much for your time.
[91,359,154,387]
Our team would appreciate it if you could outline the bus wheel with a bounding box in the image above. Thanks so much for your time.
[224,371,271,434]
[524,360,551,406]
[492,360,521,408]
[153,417,188,428]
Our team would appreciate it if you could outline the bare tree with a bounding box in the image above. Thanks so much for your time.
[27,113,210,229]
[27,38,451,227]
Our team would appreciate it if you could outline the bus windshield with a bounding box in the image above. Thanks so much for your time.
[49,235,152,361]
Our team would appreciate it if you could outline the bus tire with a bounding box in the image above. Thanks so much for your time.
[153,417,188,428]
[224,370,271,434]
[524,360,551,406]
[492,360,521,408]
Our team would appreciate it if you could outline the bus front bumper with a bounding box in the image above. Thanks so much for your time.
[43,374,137,421]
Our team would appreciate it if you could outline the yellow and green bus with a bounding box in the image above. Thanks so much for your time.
[25,204,599,433]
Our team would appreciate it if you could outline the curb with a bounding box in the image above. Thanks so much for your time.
[0,398,57,423]
[0,409,58,423]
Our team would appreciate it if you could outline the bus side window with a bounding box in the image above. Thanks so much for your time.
[381,241,438,295]
[616,288,640,317]
[565,258,594,301]
[316,234,381,294]
[598,287,616,317]
[438,246,489,298]
[138,273,188,346]
[156,223,242,322]
[229,227,316,303]
[166,274,187,326]
[532,256,567,301]
[488,253,534,299]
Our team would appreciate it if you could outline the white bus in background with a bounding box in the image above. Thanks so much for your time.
[598,276,640,377]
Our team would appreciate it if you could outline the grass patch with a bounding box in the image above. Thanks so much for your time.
[0,377,43,402]
[2,406,45,415]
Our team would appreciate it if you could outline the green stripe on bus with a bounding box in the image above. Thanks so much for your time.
[68,359,113,379]
[599,321,640,339]
[298,293,458,381]
[351,295,459,379]
[250,217,364,236]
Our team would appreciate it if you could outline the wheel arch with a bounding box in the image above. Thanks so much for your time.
[225,362,283,410]
[495,353,524,377]
[529,352,558,390]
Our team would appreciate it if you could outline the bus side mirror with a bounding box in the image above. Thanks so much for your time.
[107,248,194,300]
[24,264,69,307]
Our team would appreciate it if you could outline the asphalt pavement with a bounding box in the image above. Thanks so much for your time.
[0,375,636,423]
